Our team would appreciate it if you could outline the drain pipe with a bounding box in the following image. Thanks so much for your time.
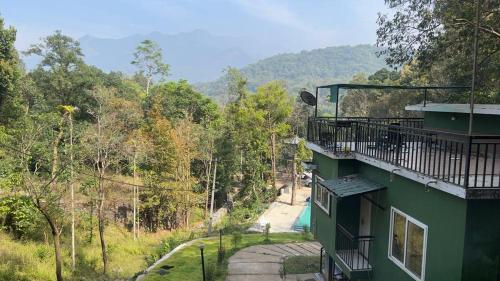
[390,168,401,182]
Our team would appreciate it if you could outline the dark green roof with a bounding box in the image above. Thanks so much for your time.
[319,175,385,197]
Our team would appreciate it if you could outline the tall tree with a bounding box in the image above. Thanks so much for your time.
[131,40,169,96]
[84,87,126,274]
[377,0,499,91]
[251,81,293,190]
[0,17,20,115]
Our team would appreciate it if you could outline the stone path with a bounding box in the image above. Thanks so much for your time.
[227,242,322,281]
[249,186,310,233]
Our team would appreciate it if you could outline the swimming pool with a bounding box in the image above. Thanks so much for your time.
[294,201,311,231]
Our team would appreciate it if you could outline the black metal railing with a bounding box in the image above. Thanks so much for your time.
[335,224,374,271]
[307,117,500,188]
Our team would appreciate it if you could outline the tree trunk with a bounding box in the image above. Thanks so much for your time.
[291,153,297,206]
[97,178,108,274]
[133,152,137,240]
[204,155,212,219]
[53,230,63,281]
[146,77,152,96]
[270,131,277,189]
[39,208,63,281]
[69,114,76,270]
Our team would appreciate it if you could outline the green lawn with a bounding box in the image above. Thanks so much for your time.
[142,232,309,281]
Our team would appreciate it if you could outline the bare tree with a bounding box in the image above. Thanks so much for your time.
[84,87,125,274]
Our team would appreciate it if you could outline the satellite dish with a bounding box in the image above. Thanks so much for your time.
[300,90,317,106]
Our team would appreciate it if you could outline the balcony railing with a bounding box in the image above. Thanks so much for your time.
[307,117,500,188]
[335,224,373,271]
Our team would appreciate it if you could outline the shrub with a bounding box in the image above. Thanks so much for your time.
[301,225,313,241]
[217,247,226,264]
[156,240,171,257]
[205,262,220,281]
[231,231,242,249]
[263,223,271,242]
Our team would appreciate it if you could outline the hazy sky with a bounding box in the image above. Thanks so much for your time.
[2,0,390,52]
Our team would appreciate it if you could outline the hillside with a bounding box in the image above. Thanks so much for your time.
[196,44,387,99]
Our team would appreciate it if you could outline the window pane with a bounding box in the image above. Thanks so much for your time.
[321,188,328,209]
[391,212,406,263]
[405,221,424,278]
[316,183,321,202]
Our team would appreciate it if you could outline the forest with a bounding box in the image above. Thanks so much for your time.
[0,0,499,280]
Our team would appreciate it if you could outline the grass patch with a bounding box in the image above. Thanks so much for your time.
[0,224,200,281]
[283,255,320,274]
[142,232,308,281]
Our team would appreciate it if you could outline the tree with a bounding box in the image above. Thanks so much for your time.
[23,31,93,107]
[131,40,169,96]
[0,17,20,115]
[251,81,293,190]
[83,87,126,274]
[15,111,70,281]
[376,0,499,91]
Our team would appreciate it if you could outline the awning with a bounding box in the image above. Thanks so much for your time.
[319,175,385,198]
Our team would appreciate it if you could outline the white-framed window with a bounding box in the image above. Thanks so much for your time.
[314,175,330,215]
[388,207,428,281]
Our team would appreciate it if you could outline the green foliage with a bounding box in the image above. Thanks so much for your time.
[131,39,170,94]
[263,223,271,242]
[146,80,219,124]
[198,45,387,100]
[0,196,42,239]
[231,231,242,249]
[377,0,499,92]
[301,225,313,241]
[0,17,21,122]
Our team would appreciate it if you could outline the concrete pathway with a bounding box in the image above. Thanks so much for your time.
[249,186,310,233]
[227,242,321,281]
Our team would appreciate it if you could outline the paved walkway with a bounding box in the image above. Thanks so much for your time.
[227,242,321,281]
[249,186,310,233]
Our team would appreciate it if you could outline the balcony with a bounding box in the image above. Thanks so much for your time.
[307,117,500,194]
[335,224,374,278]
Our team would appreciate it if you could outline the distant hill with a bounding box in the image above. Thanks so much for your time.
[196,44,387,99]
[76,30,261,82]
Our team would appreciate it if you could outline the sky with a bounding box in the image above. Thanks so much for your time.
[1,0,390,52]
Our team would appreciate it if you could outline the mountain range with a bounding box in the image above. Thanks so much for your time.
[24,30,387,96]
[196,44,387,99]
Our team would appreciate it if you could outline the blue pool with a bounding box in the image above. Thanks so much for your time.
[294,201,311,231]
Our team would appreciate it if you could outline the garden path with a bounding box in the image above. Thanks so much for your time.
[226,242,322,281]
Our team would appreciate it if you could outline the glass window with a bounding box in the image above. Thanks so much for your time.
[406,221,425,277]
[314,176,329,214]
[391,212,406,263]
[389,207,427,281]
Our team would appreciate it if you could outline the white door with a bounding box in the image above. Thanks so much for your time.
[359,196,372,256]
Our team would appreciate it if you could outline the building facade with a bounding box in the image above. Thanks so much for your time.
[306,84,500,281]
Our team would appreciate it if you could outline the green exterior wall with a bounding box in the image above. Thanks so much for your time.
[311,152,338,256]
[423,112,500,134]
[311,150,472,281]
[461,200,500,281]
[358,163,467,281]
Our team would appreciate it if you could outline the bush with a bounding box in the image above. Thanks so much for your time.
[217,247,226,264]
[156,240,171,257]
[263,223,271,242]
[301,225,313,241]
[231,231,242,249]
[205,262,220,281]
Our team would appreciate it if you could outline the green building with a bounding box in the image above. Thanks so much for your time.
[306,84,500,281]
